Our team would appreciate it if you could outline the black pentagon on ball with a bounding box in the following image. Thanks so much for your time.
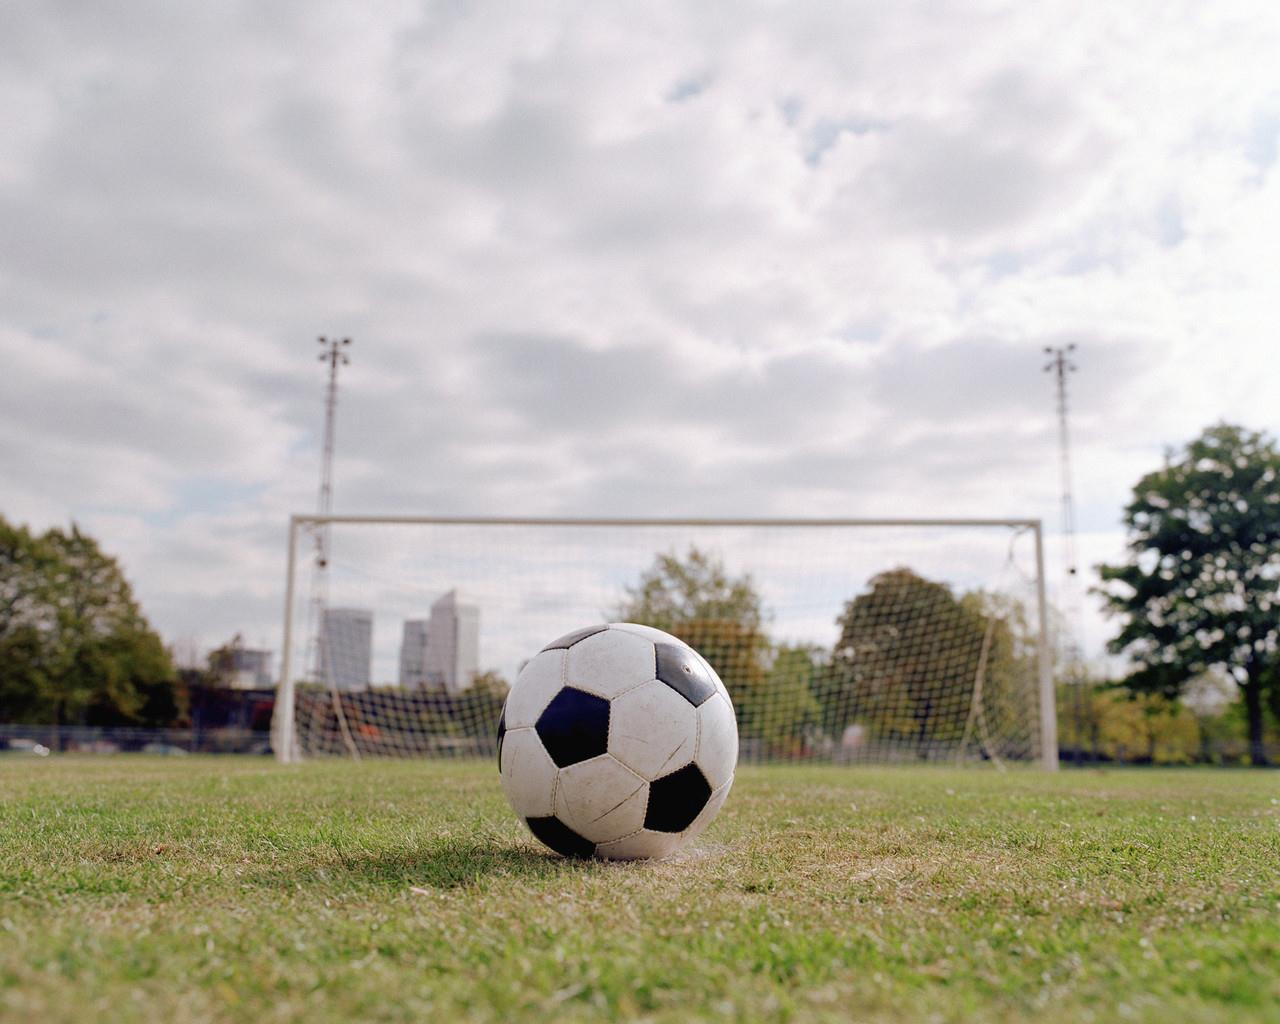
[535,687,610,767]
[644,763,712,833]
[495,706,507,773]
[654,642,717,707]
[540,623,609,652]
[526,816,596,859]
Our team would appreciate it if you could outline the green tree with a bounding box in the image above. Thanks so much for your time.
[1098,423,1280,765]
[0,518,57,719]
[1056,681,1200,764]
[760,645,823,755]
[0,515,182,728]
[829,569,1019,756]
[618,547,763,632]
[0,624,52,722]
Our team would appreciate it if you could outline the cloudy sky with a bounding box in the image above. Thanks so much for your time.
[3,1,1278,669]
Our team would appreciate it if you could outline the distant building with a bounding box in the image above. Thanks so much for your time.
[319,608,373,690]
[227,647,273,690]
[206,635,272,691]
[398,619,430,689]
[423,590,479,694]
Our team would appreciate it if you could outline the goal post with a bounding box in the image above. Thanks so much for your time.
[271,515,1057,770]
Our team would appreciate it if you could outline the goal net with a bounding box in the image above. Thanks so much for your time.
[271,516,1055,768]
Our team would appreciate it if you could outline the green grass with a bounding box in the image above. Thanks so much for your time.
[1,758,1278,1023]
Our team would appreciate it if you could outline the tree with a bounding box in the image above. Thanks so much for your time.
[829,569,1019,756]
[759,645,823,755]
[1055,680,1200,764]
[1098,424,1280,765]
[0,518,57,720]
[0,623,51,722]
[0,515,182,729]
[617,547,763,632]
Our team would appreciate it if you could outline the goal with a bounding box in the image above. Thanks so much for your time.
[270,516,1056,769]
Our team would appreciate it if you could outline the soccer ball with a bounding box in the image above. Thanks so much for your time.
[497,623,738,860]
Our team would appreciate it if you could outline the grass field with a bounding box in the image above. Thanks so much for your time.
[1,758,1278,1023]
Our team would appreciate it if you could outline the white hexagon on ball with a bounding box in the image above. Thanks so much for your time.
[609,679,698,781]
[498,623,737,860]
[565,627,657,700]
[553,754,648,844]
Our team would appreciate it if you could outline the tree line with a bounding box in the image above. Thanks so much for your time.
[0,519,182,730]
[615,548,1036,760]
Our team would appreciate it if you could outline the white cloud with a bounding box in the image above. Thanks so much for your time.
[2,0,1278,665]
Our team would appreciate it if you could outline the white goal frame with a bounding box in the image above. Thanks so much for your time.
[270,514,1057,769]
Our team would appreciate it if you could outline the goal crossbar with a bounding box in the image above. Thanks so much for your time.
[290,514,1043,529]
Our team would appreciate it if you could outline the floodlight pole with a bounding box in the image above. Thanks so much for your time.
[274,337,351,762]
[1044,345,1079,581]
[315,337,351,572]
[1045,344,1083,766]
[307,336,351,681]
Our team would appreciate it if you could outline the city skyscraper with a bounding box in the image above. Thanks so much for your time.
[318,607,373,691]
[398,619,430,689]
[424,590,479,694]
